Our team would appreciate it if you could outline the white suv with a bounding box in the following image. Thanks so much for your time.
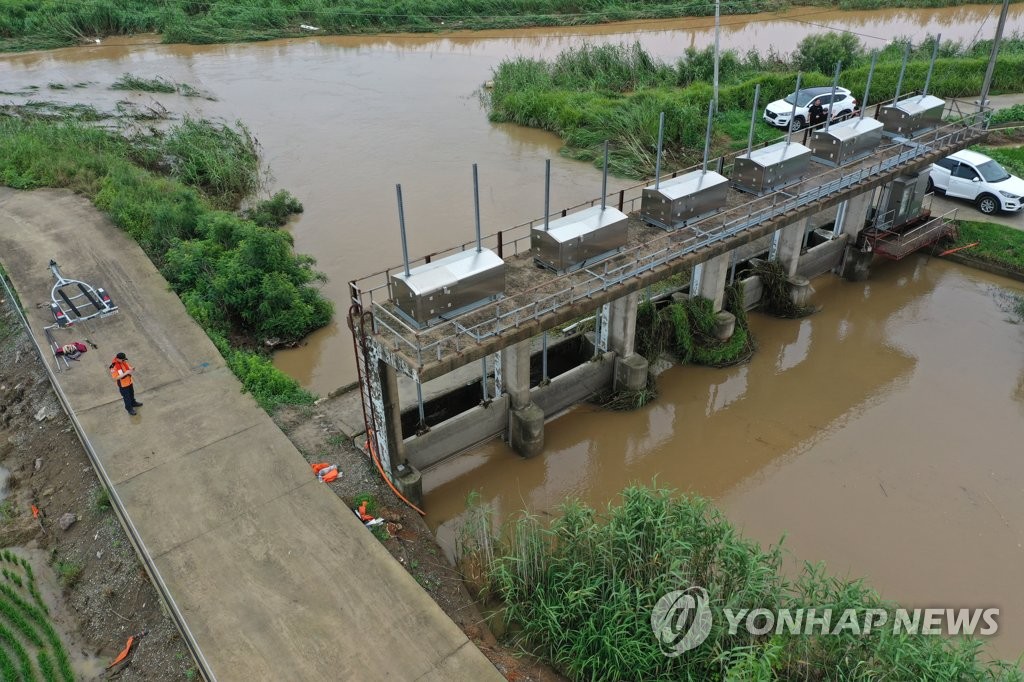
[928,150,1024,215]
[763,86,857,132]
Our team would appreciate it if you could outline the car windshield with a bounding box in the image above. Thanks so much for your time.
[977,159,1011,182]
[783,91,819,107]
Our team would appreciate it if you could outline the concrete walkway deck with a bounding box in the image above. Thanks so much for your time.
[0,188,502,682]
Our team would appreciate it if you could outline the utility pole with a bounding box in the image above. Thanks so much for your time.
[713,0,721,111]
[979,0,1011,109]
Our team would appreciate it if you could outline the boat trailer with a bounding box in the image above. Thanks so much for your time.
[44,260,117,371]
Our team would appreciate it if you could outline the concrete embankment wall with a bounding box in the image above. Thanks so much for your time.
[406,352,615,469]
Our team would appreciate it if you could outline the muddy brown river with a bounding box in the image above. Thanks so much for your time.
[425,256,1024,661]
[1,4,1022,393]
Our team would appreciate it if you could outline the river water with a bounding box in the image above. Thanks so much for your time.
[1,4,1022,394]
[424,256,1024,661]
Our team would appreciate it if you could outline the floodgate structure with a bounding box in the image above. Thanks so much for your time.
[348,91,990,505]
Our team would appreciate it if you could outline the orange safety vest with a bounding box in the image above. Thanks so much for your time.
[110,359,133,388]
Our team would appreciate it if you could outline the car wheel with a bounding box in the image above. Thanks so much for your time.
[838,109,852,121]
[790,117,805,132]
[977,193,999,215]
[926,178,934,194]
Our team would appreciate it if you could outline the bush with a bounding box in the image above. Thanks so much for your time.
[794,32,863,75]
[990,103,1024,125]
[243,190,304,228]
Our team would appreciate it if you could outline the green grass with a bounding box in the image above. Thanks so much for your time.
[953,220,1024,275]
[0,0,1007,52]
[0,554,75,682]
[53,561,81,589]
[92,487,111,512]
[0,114,327,412]
[489,37,1024,178]
[478,484,1020,682]
[111,73,177,94]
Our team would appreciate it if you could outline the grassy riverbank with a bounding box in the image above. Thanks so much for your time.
[0,0,1009,52]
[489,36,1024,177]
[953,220,1024,275]
[472,485,1021,682]
[0,110,330,411]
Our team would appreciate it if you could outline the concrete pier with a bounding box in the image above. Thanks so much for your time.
[695,252,731,311]
[501,340,545,457]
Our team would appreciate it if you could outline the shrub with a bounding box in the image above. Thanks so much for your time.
[990,103,1024,125]
[243,190,304,228]
[794,32,863,75]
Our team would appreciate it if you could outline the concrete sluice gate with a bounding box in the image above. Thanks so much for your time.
[349,98,988,500]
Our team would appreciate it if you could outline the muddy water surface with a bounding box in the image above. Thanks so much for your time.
[423,257,1024,660]
[1,5,1021,393]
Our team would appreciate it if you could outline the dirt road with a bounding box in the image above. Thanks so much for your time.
[0,187,501,681]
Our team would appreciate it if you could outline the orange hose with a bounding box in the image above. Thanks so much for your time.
[107,635,134,669]
[366,429,426,517]
[938,241,980,257]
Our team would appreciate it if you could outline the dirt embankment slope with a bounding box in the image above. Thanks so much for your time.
[1,288,195,679]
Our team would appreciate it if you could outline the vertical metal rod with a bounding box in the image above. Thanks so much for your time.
[654,111,665,189]
[544,159,551,231]
[593,309,600,358]
[923,33,941,97]
[747,84,761,157]
[824,60,842,133]
[601,140,609,211]
[416,382,425,425]
[981,0,1011,108]
[472,163,482,253]
[713,0,721,111]
[541,332,549,382]
[893,43,910,103]
[860,52,877,120]
[786,73,802,149]
[702,99,715,174]
[481,358,488,402]
[396,184,410,278]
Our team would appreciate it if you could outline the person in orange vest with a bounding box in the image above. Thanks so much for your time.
[109,352,143,416]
